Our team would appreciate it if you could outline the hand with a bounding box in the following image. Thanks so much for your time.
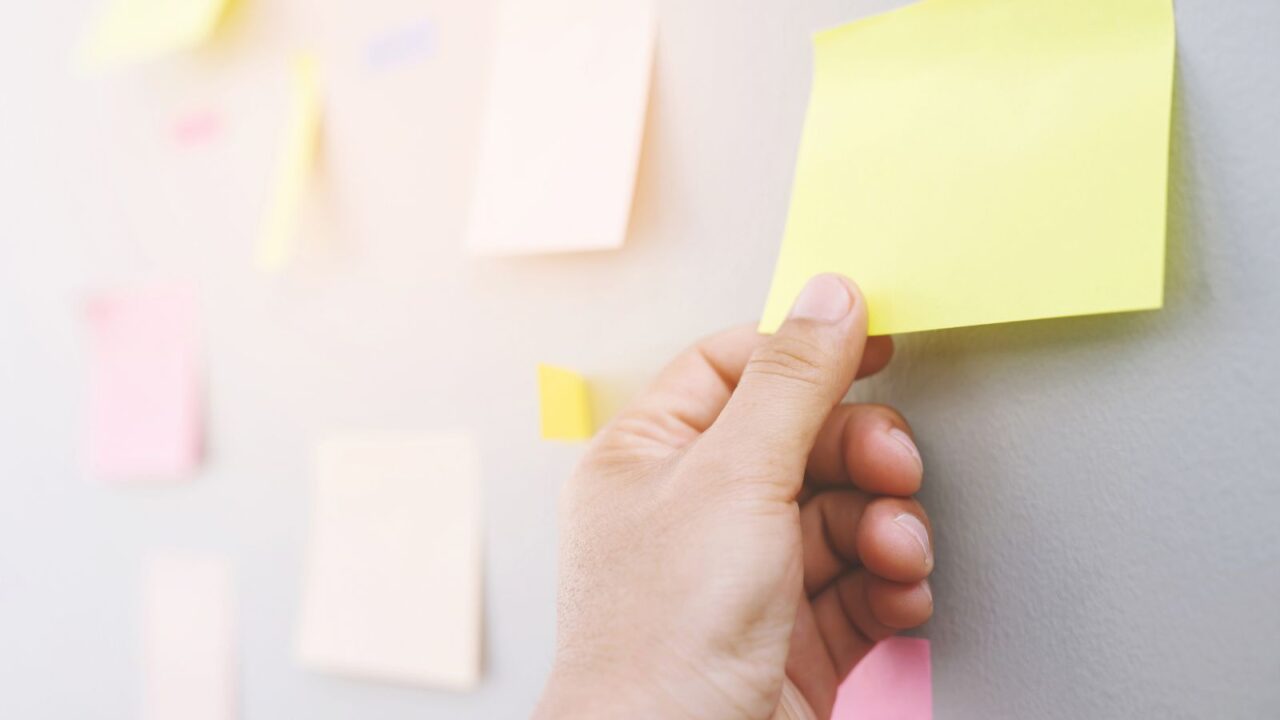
[535,275,935,720]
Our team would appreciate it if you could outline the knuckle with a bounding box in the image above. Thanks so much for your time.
[744,335,833,391]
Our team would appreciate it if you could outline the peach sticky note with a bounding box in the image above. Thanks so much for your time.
[832,637,932,720]
[467,0,656,254]
[81,0,228,70]
[143,552,235,720]
[258,53,322,271]
[760,0,1177,335]
[537,364,594,441]
[86,285,201,481]
[297,433,482,689]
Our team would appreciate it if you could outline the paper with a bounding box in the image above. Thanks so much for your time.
[832,637,932,720]
[81,0,228,69]
[258,54,322,271]
[173,110,223,147]
[537,364,594,441]
[467,0,656,254]
[761,0,1176,336]
[297,433,482,689]
[86,285,201,481]
[143,552,236,720]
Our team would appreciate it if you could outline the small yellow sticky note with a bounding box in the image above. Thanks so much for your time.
[81,0,228,69]
[258,53,322,272]
[537,365,594,441]
[761,0,1176,336]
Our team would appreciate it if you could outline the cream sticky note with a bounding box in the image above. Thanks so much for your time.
[298,433,482,689]
[81,0,228,70]
[832,637,932,720]
[761,0,1177,336]
[86,285,201,481]
[258,54,322,271]
[143,552,235,720]
[537,364,594,441]
[467,0,656,254]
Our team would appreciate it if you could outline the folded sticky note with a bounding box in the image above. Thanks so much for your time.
[258,53,322,271]
[832,636,932,720]
[537,364,594,441]
[467,0,656,254]
[81,0,228,70]
[143,552,235,720]
[761,0,1177,335]
[298,433,482,689]
[86,285,201,481]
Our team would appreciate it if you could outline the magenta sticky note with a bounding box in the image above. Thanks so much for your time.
[86,285,202,481]
[832,637,932,720]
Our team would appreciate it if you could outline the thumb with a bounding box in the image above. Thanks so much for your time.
[701,274,869,499]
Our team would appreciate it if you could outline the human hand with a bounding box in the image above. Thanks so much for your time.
[535,275,934,720]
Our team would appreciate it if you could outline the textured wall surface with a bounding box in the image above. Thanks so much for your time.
[1,1,1277,718]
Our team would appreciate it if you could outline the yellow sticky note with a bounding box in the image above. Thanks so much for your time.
[538,365,594,441]
[258,54,321,272]
[761,0,1176,336]
[81,0,228,69]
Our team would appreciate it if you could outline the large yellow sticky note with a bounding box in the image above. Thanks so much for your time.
[538,365,594,441]
[761,0,1176,336]
[258,54,322,272]
[81,0,228,69]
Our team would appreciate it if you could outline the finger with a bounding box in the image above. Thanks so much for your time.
[811,569,934,679]
[799,491,870,596]
[867,576,934,631]
[784,602,839,719]
[857,336,895,379]
[808,569,885,678]
[612,326,760,447]
[857,497,934,583]
[701,275,869,499]
[614,330,896,452]
[806,404,923,496]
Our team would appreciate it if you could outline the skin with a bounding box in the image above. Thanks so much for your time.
[535,274,935,720]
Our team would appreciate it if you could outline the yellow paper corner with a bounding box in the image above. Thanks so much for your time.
[80,0,229,71]
[537,364,594,442]
[257,53,322,272]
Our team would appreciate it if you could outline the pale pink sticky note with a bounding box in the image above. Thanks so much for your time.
[86,285,201,481]
[297,433,482,689]
[173,110,223,146]
[143,552,236,720]
[832,637,932,720]
[467,0,656,254]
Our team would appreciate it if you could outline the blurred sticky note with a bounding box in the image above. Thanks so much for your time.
[81,0,228,69]
[86,285,201,481]
[298,433,482,689]
[258,53,322,271]
[832,637,932,720]
[143,552,235,720]
[467,0,656,254]
[761,0,1176,335]
[537,364,593,441]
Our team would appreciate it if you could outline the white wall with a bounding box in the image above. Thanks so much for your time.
[1,1,1276,718]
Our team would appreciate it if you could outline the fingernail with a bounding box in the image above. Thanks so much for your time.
[888,428,923,472]
[788,274,853,323]
[920,579,933,608]
[894,513,932,568]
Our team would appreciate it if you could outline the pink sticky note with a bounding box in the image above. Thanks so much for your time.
[143,552,236,720]
[173,110,223,147]
[86,285,201,481]
[832,637,932,720]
